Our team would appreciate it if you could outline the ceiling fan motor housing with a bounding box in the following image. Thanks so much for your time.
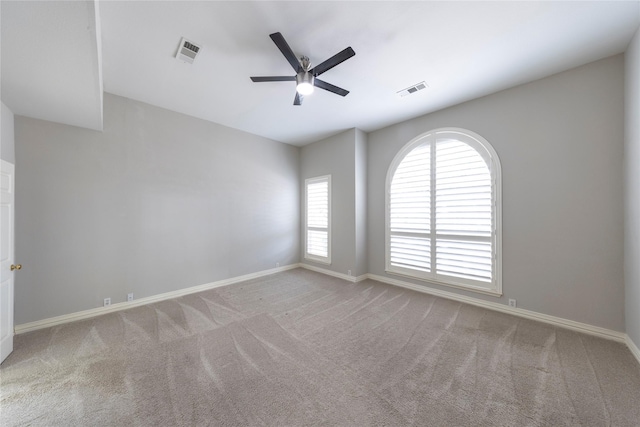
[296,70,315,95]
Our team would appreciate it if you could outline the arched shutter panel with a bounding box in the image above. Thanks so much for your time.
[386,129,501,295]
[435,139,493,283]
[389,144,431,273]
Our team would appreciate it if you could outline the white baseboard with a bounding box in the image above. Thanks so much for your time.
[355,274,368,283]
[14,264,299,334]
[366,273,627,344]
[14,265,639,368]
[299,263,365,283]
[626,335,640,365]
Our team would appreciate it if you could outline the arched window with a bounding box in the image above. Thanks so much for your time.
[386,128,502,295]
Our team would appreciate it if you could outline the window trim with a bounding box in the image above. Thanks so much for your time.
[385,128,502,296]
[304,175,332,264]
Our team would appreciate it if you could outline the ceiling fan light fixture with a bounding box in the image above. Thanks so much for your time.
[296,71,315,95]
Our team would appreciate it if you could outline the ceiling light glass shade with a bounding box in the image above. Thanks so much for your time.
[296,71,315,95]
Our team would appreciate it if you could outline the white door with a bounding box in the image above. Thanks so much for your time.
[0,159,16,363]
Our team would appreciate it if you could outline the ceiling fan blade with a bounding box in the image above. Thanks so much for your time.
[294,92,303,106]
[314,79,349,97]
[312,47,355,77]
[251,76,296,82]
[269,32,302,72]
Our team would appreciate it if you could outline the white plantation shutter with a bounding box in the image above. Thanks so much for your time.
[386,129,502,295]
[389,144,431,272]
[435,138,492,283]
[305,176,331,263]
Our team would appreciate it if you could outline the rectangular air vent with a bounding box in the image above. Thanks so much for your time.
[176,37,201,64]
[397,81,428,97]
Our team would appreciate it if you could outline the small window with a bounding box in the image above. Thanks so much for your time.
[386,128,502,295]
[305,175,331,264]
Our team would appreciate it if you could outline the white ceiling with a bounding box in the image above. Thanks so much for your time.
[2,1,640,146]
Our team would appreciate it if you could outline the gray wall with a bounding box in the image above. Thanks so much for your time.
[15,93,300,325]
[367,55,625,332]
[625,27,640,347]
[1,102,15,163]
[300,129,357,276]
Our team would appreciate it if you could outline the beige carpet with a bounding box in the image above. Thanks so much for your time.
[1,268,639,426]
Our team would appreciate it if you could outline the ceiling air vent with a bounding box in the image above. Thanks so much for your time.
[397,81,428,97]
[176,37,201,64]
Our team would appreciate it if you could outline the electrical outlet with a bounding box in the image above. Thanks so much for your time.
[103,297,111,307]
[348,270,352,276]
[127,293,134,302]
[508,299,517,308]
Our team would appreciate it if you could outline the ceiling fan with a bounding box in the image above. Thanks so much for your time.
[250,32,356,106]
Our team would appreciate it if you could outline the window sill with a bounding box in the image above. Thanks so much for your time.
[385,268,502,297]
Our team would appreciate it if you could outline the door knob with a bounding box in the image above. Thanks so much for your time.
[10,264,22,271]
